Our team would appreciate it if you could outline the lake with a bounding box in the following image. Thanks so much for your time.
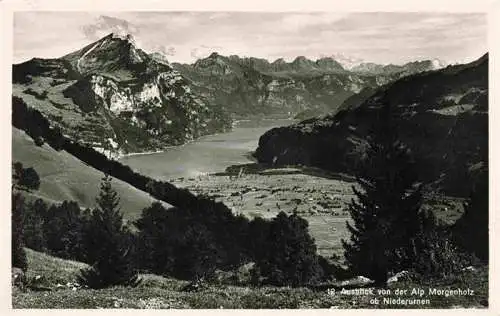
[118,119,294,180]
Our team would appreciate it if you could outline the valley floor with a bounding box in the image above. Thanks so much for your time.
[169,164,465,258]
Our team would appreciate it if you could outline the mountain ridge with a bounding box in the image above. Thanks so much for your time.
[12,33,231,154]
[12,32,455,154]
[255,53,488,197]
[172,51,443,119]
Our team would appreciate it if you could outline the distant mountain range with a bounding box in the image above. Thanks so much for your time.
[255,54,488,197]
[172,52,444,119]
[12,33,447,154]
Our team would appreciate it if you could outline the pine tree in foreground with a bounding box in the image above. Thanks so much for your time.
[78,174,140,289]
[341,104,426,285]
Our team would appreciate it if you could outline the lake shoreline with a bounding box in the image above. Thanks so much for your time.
[117,119,296,180]
[118,118,296,160]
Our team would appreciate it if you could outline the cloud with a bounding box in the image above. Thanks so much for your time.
[145,44,177,56]
[81,15,140,40]
[208,12,230,20]
[279,13,346,31]
[13,12,487,65]
[190,45,224,59]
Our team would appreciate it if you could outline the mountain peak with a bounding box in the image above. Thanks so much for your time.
[292,56,310,63]
[272,58,286,65]
[316,57,344,71]
[208,52,221,59]
[108,32,132,39]
[62,33,150,78]
[329,53,365,70]
[100,32,138,47]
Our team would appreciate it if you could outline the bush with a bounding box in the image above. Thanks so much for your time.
[21,167,41,190]
[408,230,474,280]
[12,162,41,191]
[392,210,475,280]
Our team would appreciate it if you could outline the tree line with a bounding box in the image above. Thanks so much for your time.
[13,170,326,288]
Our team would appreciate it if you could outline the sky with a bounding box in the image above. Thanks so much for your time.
[13,12,487,66]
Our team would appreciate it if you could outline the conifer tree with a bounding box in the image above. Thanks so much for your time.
[23,199,48,252]
[452,170,488,261]
[12,193,28,271]
[255,212,323,286]
[135,203,221,280]
[43,201,86,260]
[172,223,218,281]
[134,202,176,275]
[342,104,425,285]
[78,174,140,289]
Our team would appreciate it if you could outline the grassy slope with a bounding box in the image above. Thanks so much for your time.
[23,248,89,285]
[13,249,488,309]
[12,127,169,219]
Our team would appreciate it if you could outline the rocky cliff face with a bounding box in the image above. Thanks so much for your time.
[255,54,488,197]
[12,33,231,155]
[172,54,442,119]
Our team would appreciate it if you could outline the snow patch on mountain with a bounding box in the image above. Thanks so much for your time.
[431,59,448,70]
[329,53,365,70]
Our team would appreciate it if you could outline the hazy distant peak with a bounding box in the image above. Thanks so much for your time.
[316,57,344,70]
[272,58,286,64]
[329,53,365,70]
[430,58,448,69]
[291,56,314,65]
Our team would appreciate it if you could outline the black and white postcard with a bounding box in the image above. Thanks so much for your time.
[2,0,497,312]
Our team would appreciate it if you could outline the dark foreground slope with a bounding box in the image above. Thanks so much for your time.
[255,54,488,197]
